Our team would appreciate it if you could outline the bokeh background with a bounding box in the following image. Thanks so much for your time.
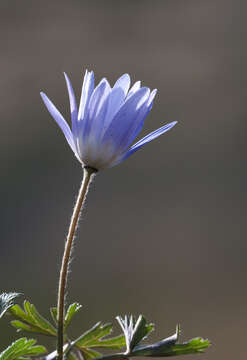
[0,0,246,359]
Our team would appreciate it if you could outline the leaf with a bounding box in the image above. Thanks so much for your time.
[71,318,210,359]
[131,324,180,356]
[74,322,125,352]
[131,325,210,357]
[130,316,154,350]
[10,301,57,337]
[11,320,48,335]
[75,322,112,347]
[116,315,154,352]
[0,293,21,319]
[0,338,46,360]
[49,303,81,330]
[66,351,79,360]
[50,307,58,326]
[64,303,82,330]
[87,335,125,350]
[162,337,211,356]
[79,348,102,360]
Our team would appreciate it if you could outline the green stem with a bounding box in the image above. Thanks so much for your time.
[57,166,96,360]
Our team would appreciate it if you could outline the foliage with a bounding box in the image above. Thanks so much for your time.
[0,293,21,319]
[0,338,46,360]
[73,321,125,359]
[116,316,210,358]
[0,293,210,360]
[10,301,56,337]
[116,315,154,353]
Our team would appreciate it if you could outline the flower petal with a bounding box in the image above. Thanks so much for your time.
[103,74,131,130]
[104,86,125,130]
[127,81,141,99]
[82,78,111,143]
[121,89,158,151]
[40,92,77,153]
[78,70,95,122]
[102,87,150,153]
[147,89,157,108]
[113,73,131,97]
[113,121,177,166]
[64,72,78,137]
[132,120,177,148]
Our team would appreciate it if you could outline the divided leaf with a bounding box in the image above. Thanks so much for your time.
[49,303,82,329]
[0,338,46,360]
[66,352,79,360]
[89,335,125,349]
[50,307,58,326]
[161,337,211,356]
[131,325,210,357]
[10,301,56,337]
[116,315,154,352]
[131,324,180,356]
[79,348,102,360]
[64,303,82,330]
[75,322,112,347]
[0,293,21,319]
[74,322,125,359]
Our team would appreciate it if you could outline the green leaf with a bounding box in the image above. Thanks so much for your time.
[74,322,125,353]
[10,301,57,337]
[84,334,125,350]
[162,337,211,356]
[50,303,81,330]
[50,307,58,326]
[64,303,82,330]
[132,324,180,356]
[131,325,210,357]
[0,293,21,319]
[75,322,112,347]
[130,316,154,350]
[0,338,46,360]
[66,351,79,360]
[73,318,210,360]
[116,315,154,352]
[79,348,102,360]
[11,320,49,335]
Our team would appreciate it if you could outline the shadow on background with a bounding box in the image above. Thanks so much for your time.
[0,1,247,359]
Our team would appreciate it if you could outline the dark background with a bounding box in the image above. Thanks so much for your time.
[0,0,246,359]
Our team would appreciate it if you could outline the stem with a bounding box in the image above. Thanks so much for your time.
[57,166,96,360]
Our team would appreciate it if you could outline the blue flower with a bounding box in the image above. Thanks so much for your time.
[40,71,177,171]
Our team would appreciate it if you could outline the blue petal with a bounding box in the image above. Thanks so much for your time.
[78,70,95,122]
[104,86,125,130]
[115,121,177,165]
[64,72,78,137]
[113,73,130,97]
[118,94,151,153]
[121,89,158,151]
[102,87,150,152]
[40,92,77,153]
[127,81,141,99]
[104,74,131,130]
[147,89,157,108]
[81,78,111,147]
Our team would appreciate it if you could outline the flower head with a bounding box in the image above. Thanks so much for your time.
[40,71,177,171]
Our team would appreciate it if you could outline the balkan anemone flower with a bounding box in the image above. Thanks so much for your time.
[40,71,177,171]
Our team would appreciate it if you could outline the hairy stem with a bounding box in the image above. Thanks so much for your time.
[57,166,96,360]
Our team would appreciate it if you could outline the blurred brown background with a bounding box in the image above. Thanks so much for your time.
[0,0,246,359]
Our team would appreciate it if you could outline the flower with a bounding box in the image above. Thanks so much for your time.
[40,71,177,171]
